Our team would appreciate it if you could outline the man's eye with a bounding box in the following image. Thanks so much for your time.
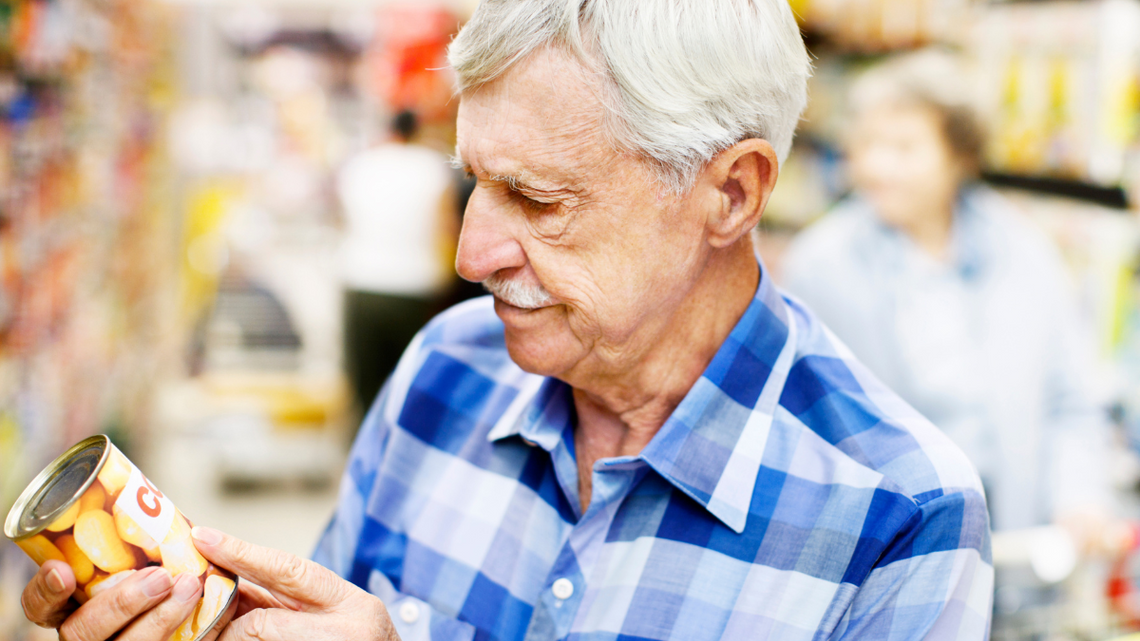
[512,192,571,238]
[513,190,555,214]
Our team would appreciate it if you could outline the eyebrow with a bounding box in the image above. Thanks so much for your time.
[450,154,565,195]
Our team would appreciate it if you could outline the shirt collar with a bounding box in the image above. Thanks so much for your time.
[487,262,798,533]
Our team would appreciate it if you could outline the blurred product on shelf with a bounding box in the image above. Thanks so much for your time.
[792,0,971,53]
[337,109,457,412]
[359,5,457,125]
[0,0,180,639]
[0,0,178,493]
[973,0,1140,190]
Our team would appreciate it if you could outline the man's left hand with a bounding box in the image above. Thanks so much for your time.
[191,526,400,641]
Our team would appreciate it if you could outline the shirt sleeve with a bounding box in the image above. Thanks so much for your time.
[830,490,994,640]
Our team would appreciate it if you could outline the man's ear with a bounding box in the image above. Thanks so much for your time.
[702,138,779,248]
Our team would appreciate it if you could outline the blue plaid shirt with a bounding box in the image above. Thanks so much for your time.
[314,268,993,640]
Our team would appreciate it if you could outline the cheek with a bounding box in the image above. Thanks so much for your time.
[521,173,704,341]
[923,151,962,194]
[564,227,702,333]
[854,146,944,197]
[850,149,897,191]
[534,257,611,333]
[852,147,904,184]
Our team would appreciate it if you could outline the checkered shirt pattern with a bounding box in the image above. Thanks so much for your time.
[313,268,993,641]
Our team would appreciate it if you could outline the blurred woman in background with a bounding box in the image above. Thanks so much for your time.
[782,50,1113,539]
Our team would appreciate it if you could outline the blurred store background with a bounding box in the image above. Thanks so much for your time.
[3,0,1140,638]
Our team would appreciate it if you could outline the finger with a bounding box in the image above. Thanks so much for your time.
[58,566,173,641]
[216,608,311,641]
[117,573,202,641]
[234,581,287,618]
[197,586,241,641]
[192,527,342,608]
[21,560,77,628]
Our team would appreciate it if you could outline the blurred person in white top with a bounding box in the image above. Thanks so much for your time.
[338,110,456,411]
[782,50,1114,543]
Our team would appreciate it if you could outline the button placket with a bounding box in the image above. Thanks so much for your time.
[399,601,420,624]
[551,577,574,600]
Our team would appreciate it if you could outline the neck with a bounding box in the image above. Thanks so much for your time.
[570,239,759,457]
[568,239,758,513]
[900,197,956,259]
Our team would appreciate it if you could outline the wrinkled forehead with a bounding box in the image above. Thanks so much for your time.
[455,47,612,178]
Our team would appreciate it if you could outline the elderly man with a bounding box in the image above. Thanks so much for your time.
[21,1,991,640]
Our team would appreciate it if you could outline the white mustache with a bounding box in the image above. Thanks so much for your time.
[483,273,555,309]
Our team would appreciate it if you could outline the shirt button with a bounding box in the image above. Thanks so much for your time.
[399,601,420,624]
[552,578,574,600]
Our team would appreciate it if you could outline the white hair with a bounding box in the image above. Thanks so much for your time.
[848,49,974,117]
[484,272,555,309]
[448,0,812,193]
[848,49,986,169]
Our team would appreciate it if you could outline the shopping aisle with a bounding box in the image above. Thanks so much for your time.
[0,1,469,639]
[4,0,1140,639]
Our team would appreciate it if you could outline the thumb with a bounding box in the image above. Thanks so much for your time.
[191,527,345,610]
[21,561,76,628]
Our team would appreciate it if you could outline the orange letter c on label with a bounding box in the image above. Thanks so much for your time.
[137,486,162,518]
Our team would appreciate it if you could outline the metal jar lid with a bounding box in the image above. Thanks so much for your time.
[4,435,110,541]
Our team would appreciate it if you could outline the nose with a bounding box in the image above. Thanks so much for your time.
[455,187,527,283]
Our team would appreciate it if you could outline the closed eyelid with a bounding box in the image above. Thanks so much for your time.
[502,179,578,203]
[510,184,561,202]
[460,163,578,205]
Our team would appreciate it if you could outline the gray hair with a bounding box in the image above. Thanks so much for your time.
[848,49,986,172]
[448,0,812,193]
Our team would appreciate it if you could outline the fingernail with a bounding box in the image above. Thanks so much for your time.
[191,526,222,546]
[46,568,66,594]
[141,568,173,597]
[173,574,200,603]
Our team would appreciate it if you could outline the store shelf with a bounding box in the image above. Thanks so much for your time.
[982,172,1131,210]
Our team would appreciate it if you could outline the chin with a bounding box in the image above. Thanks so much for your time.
[870,204,909,226]
[502,325,582,378]
[868,195,921,226]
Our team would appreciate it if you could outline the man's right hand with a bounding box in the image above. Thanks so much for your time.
[21,560,210,640]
